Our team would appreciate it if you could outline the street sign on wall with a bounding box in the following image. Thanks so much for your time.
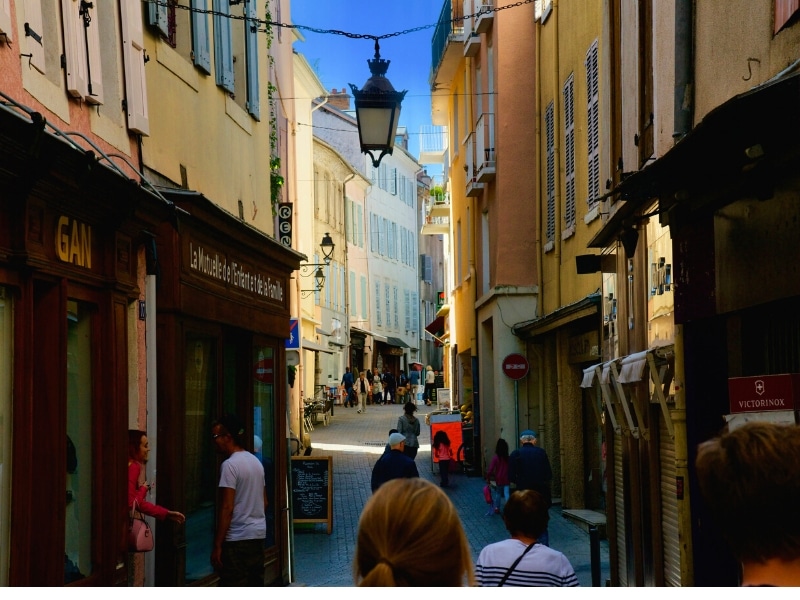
[502,353,529,380]
[278,203,292,248]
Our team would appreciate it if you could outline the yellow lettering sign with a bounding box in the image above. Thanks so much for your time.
[55,215,92,269]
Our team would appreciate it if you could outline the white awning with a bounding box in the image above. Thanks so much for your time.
[617,350,649,383]
[302,339,334,354]
[581,363,601,388]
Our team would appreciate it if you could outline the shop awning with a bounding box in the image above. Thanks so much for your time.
[425,315,445,335]
[385,336,410,348]
[350,326,387,343]
[302,339,334,354]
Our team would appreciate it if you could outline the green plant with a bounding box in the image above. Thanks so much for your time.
[265,1,282,215]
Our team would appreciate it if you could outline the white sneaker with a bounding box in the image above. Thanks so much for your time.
[357,410,361,413]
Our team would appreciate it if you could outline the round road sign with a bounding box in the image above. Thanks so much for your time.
[502,353,529,380]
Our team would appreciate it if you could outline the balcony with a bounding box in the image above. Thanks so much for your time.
[475,1,495,34]
[418,125,449,164]
[430,0,465,125]
[463,0,481,57]
[465,131,484,197]
[476,112,496,183]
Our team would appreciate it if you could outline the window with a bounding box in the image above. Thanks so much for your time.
[385,285,391,330]
[545,101,555,247]
[421,254,432,283]
[586,41,601,206]
[243,0,261,119]
[404,290,411,330]
[252,343,276,548]
[65,301,94,582]
[0,288,12,586]
[393,286,399,329]
[563,75,576,231]
[350,271,356,314]
[411,292,418,332]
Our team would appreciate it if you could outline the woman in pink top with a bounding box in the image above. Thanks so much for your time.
[128,430,185,524]
[486,438,510,515]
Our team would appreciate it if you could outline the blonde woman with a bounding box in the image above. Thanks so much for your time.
[424,365,435,406]
[354,478,474,587]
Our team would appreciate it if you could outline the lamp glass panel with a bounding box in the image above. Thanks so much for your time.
[358,107,395,146]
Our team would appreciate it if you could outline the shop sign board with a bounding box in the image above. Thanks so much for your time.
[728,373,800,413]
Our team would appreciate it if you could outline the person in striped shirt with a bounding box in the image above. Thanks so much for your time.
[475,490,579,587]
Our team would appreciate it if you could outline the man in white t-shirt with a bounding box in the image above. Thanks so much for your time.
[211,414,267,586]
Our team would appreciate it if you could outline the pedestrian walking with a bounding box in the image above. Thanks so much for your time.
[210,414,267,586]
[486,437,510,515]
[356,370,369,413]
[424,365,435,406]
[508,429,552,546]
[372,377,383,405]
[382,369,396,404]
[355,478,474,586]
[371,432,420,493]
[475,490,579,587]
[433,430,453,488]
[396,401,421,459]
[341,367,355,408]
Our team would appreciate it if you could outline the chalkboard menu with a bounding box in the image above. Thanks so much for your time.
[290,456,332,534]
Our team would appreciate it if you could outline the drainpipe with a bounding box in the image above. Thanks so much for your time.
[673,0,694,141]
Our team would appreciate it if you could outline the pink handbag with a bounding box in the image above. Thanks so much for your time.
[128,500,154,552]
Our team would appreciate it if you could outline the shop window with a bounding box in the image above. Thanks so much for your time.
[183,337,218,583]
[253,344,276,548]
[65,300,93,583]
[0,287,11,585]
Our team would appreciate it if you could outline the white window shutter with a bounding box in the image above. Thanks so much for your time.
[0,0,13,43]
[191,0,211,73]
[120,0,150,135]
[213,0,234,93]
[84,0,104,104]
[25,0,46,74]
[62,0,88,99]
[244,0,260,118]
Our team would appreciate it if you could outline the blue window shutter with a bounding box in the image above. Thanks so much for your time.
[213,0,234,93]
[245,0,260,119]
[148,0,169,38]
[191,0,211,74]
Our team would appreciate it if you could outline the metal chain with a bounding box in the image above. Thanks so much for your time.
[147,0,536,41]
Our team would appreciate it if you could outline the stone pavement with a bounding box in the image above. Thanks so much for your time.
[290,401,609,587]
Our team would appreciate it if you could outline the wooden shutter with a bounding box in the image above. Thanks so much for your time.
[213,0,234,92]
[119,0,149,134]
[191,0,211,73]
[0,0,12,43]
[586,41,600,205]
[775,0,800,33]
[147,0,169,38]
[405,290,411,330]
[563,74,576,228]
[25,0,46,74]
[244,0,259,119]
[545,102,555,243]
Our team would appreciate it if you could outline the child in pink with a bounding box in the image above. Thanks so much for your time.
[486,438,510,514]
[433,430,453,487]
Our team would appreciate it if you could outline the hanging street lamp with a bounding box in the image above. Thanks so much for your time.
[349,39,408,169]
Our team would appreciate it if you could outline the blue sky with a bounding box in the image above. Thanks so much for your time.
[290,0,444,175]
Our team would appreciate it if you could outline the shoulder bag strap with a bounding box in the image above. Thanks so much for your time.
[497,542,536,587]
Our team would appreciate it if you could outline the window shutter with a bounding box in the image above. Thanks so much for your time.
[120,0,150,135]
[586,41,600,205]
[361,276,367,319]
[563,75,576,228]
[390,168,397,195]
[358,206,364,248]
[412,293,418,330]
[545,102,555,243]
[244,0,260,119]
[191,0,211,73]
[84,0,104,104]
[405,290,411,330]
[24,1,46,74]
[147,0,170,38]
[375,282,382,326]
[775,0,800,33]
[213,0,234,93]
[393,286,399,329]
[0,0,13,44]
[61,0,88,99]
[350,271,356,314]
[425,255,433,283]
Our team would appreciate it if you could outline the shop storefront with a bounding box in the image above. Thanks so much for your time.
[152,189,303,586]
[0,105,170,585]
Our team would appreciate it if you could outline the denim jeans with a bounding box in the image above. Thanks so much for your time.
[439,460,450,486]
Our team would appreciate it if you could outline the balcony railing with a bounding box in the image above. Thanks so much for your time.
[463,0,481,57]
[431,0,465,86]
[476,112,496,183]
[475,0,495,34]
[465,131,483,196]
[419,125,449,164]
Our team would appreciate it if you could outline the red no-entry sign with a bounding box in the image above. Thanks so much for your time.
[502,353,529,380]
